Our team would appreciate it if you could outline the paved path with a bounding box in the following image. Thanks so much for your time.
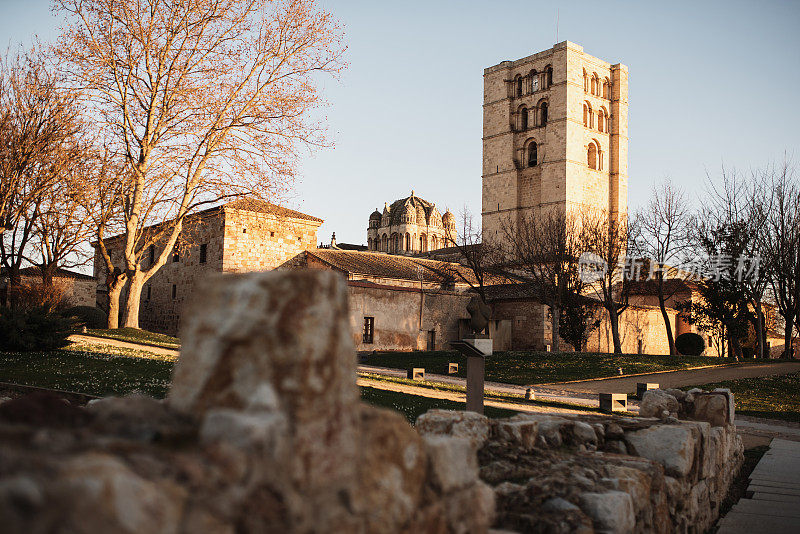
[544,361,800,395]
[358,365,604,409]
[718,438,800,533]
[67,334,180,358]
[357,377,601,416]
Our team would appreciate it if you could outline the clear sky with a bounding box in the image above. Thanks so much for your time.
[2,0,799,246]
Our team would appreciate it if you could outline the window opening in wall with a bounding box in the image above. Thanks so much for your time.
[427,330,436,351]
[243,228,247,233]
[199,243,207,264]
[527,143,537,167]
[171,284,177,299]
[270,231,275,237]
[540,102,548,125]
[146,285,151,301]
[363,317,374,344]
[148,245,155,266]
[172,247,179,263]
[520,107,528,130]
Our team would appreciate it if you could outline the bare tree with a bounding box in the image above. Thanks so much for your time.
[500,208,588,352]
[763,161,800,358]
[0,47,81,303]
[633,179,691,355]
[583,209,631,355]
[55,0,345,328]
[444,206,499,303]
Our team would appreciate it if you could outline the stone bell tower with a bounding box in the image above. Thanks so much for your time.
[481,41,628,246]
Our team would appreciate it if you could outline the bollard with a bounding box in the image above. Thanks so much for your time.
[448,362,458,374]
[407,368,425,381]
[525,388,535,401]
[636,382,659,400]
[599,393,628,413]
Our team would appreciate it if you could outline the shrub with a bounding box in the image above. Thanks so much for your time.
[676,332,705,356]
[62,306,107,329]
[8,279,72,312]
[0,306,76,352]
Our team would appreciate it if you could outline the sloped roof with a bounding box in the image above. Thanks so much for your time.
[223,198,323,223]
[307,249,479,286]
[2,266,95,281]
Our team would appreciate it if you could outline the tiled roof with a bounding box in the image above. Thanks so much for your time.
[307,249,480,286]
[222,198,323,223]
[2,266,95,281]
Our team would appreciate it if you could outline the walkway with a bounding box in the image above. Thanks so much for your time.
[718,438,800,533]
[67,334,180,358]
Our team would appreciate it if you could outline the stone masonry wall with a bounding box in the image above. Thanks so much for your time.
[418,387,743,534]
[0,271,742,533]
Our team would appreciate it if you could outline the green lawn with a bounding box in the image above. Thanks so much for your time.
[683,372,800,423]
[85,328,180,349]
[0,344,518,423]
[362,350,739,385]
[0,345,174,398]
[360,386,519,423]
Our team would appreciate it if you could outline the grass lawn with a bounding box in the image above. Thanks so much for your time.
[682,372,800,423]
[0,343,174,399]
[0,343,518,423]
[85,328,180,349]
[362,350,740,385]
[360,386,519,423]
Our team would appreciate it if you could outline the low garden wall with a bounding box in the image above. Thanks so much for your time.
[0,271,742,533]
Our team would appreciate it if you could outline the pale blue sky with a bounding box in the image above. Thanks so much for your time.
[2,0,799,245]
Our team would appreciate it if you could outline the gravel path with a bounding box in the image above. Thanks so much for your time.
[67,334,180,357]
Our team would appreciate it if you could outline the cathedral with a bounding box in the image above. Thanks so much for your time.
[366,192,455,254]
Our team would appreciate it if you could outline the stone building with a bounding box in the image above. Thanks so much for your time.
[481,40,628,247]
[366,192,456,254]
[0,266,95,307]
[94,199,323,334]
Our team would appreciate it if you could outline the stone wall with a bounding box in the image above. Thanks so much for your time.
[0,271,743,533]
[0,271,493,533]
[418,387,743,534]
[347,280,472,351]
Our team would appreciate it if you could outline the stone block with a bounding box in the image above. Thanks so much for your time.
[448,362,458,374]
[423,435,479,493]
[639,389,679,419]
[168,270,360,520]
[579,491,635,534]
[599,393,627,413]
[625,425,696,478]
[690,393,730,427]
[408,368,425,381]
[416,409,490,449]
[493,419,539,451]
[636,382,659,400]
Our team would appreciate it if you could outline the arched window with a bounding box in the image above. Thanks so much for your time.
[431,235,438,249]
[392,233,399,252]
[515,75,523,97]
[588,142,598,170]
[381,234,387,251]
[539,101,548,126]
[545,66,553,88]
[583,69,588,92]
[405,233,411,251]
[591,73,599,96]
[603,78,610,99]
[420,234,427,252]
[520,106,528,130]
[597,111,604,132]
[367,237,373,250]
[527,142,538,167]
[583,102,593,128]
[529,69,538,92]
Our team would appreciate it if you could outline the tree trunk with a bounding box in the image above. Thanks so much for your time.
[551,304,560,353]
[608,306,623,355]
[106,277,126,329]
[122,270,145,329]
[658,294,676,356]
[754,307,765,359]
[784,319,795,359]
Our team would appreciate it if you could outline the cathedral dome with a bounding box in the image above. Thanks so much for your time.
[442,209,455,224]
[369,209,381,221]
